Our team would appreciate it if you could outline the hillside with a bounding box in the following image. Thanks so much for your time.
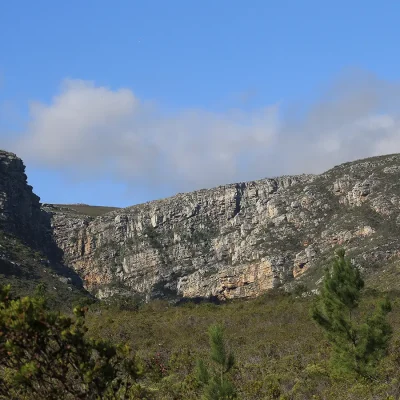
[42,153,400,301]
[3,148,400,303]
[85,289,400,399]
[0,150,90,309]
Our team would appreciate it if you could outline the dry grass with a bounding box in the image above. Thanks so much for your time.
[53,204,120,217]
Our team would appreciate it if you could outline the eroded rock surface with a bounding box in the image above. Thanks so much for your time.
[0,151,45,243]
[0,150,84,290]
[42,153,400,300]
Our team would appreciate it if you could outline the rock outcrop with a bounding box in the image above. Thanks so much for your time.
[0,151,45,244]
[42,153,400,300]
[0,150,84,294]
[3,148,400,301]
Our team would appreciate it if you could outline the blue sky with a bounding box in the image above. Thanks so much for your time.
[1,1,400,207]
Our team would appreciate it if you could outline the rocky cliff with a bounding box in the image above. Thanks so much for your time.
[0,151,45,243]
[43,153,400,301]
[0,150,85,303]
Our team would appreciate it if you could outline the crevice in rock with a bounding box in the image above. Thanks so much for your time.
[233,183,246,218]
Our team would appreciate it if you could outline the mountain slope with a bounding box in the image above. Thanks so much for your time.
[0,150,90,308]
[45,153,400,300]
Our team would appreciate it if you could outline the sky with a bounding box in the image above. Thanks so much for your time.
[1,1,400,207]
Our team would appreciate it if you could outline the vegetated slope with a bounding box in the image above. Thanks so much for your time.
[50,203,121,218]
[0,231,88,309]
[0,150,90,309]
[46,152,400,301]
[85,290,400,400]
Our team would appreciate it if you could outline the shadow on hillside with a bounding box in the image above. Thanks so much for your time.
[39,209,85,289]
[174,295,223,306]
[0,258,40,280]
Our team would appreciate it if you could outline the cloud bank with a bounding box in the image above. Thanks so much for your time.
[6,70,400,193]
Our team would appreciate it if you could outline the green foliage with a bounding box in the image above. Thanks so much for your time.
[0,231,89,312]
[105,293,145,312]
[0,285,145,399]
[312,249,392,379]
[33,282,48,300]
[196,325,236,400]
[292,282,309,297]
[83,285,400,399]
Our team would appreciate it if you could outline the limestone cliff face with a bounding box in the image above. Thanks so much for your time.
[43,153,400,300]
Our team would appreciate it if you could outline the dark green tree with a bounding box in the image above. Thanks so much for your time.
[0,285,147,399]
[33,282,48,300]
[196,324,236,400]
[311,249,392,379]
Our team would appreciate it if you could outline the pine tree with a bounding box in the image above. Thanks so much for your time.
[196,324,236,400]
[311,249,392,379]
[0,284,145,399]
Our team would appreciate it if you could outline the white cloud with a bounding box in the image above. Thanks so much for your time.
[7,70,400,194]
[17,79,139,169]
[9,79,279,190]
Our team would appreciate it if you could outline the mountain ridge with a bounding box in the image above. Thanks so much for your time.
[42,152,400,301]
[0,150,89,307]
[3,148,400,303]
